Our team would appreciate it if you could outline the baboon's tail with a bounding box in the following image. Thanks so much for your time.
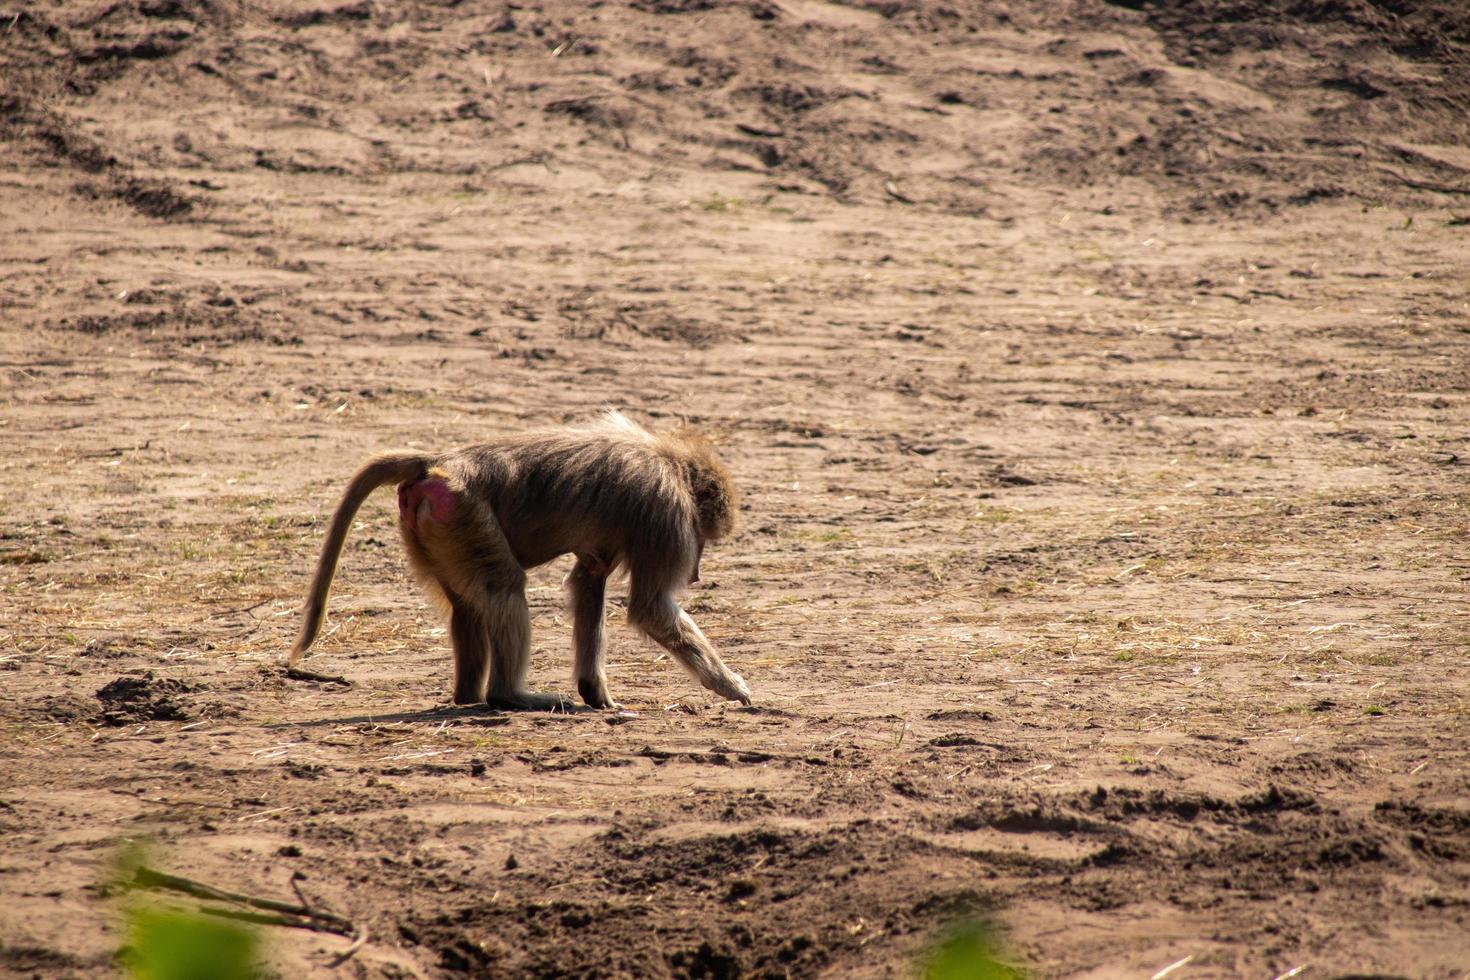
[290,453,429,665]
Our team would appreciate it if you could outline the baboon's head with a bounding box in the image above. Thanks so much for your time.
[679,435,737,543]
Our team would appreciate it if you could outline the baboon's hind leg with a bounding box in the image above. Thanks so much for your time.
[404,474,569,711]
[448,598,491,705]
[400,479,489,705]
[479,581,572,711]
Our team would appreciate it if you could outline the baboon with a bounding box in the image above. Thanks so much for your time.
[289,412,751,710]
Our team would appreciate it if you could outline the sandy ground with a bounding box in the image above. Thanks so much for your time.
[2,1,1469,977]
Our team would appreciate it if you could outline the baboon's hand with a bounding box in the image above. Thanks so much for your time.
[715,672,752,706]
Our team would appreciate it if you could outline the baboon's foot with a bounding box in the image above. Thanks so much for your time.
[486,690,576,712]
[577,677,622,711]
[709,671,752,706]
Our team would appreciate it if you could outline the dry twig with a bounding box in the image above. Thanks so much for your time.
[283,665,353,686]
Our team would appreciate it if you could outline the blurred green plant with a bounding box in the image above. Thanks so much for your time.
[922,920,1022,980]
[122,904,260,980]
[112,845,263,980]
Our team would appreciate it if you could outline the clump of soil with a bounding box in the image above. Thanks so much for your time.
[95,672,196,725]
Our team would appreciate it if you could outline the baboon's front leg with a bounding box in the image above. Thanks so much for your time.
[568,557,618,709]
[630,596,751,705]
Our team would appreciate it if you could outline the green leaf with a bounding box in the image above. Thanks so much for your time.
[123,906,260,980]
[923,921,1021,980]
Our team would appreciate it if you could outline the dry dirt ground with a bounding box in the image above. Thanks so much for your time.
[3,1,1470,977]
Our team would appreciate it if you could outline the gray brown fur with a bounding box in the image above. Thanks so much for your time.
[288,413,749,710]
